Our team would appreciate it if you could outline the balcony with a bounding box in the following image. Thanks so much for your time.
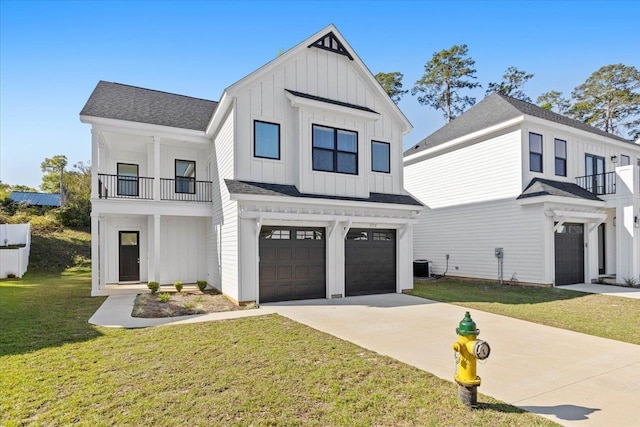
[575,172,616,196]
[98,174,212,202]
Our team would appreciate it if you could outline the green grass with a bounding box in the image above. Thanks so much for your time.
[29,228,91,273]
[0,271,556,426]
[410,279,640,345]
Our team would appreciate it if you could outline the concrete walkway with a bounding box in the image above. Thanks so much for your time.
[89,293,640,426]
[561,283,640,299]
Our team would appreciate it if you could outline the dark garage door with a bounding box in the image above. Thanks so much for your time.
[555,223,585,285]
[345,229,396,296]
[259,227,326,303]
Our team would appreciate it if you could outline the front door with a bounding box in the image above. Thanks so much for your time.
[119,231,140,282]
[555,223,584,285]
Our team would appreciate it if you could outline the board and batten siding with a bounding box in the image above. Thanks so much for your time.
[160,216,207,284]
[233,47,405,198]
[412,199,548,284]
[404,129,523,209]
[102,216,148,284]
[210,109,239,301]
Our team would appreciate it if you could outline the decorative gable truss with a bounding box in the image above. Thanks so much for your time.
[308,31,353,60]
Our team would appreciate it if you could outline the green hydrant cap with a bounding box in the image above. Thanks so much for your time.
[456,311,479,336]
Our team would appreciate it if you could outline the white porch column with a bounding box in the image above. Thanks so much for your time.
[152,214,161,283]
[397,224,413,292]
[90,213,100,296]
[153,136,161,201]
[91,129,99,199]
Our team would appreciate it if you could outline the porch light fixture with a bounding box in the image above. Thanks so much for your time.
[635,216,639,228]
[613,217,616,227]
[611,155,618,163]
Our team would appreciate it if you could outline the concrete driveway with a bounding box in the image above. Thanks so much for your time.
[265,293,640,427]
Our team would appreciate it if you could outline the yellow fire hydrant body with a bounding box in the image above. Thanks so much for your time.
[452,311,490,406]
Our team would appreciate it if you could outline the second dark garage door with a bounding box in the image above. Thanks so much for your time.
[259,227,326,303]
[345,228,396,296]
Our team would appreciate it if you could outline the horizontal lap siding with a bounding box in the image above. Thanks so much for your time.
[404,129,522,209]
[413,200,546,284]
[406,128,548,284]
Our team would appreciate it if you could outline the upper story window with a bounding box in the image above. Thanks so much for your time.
[117,163,139,196]
[621,154,630,166]
[312,125,358,175]
[175,159,195,194]
[554,138,567,177]
[529,133,543,173]
[371,141,390,173]
[254,120,280,160]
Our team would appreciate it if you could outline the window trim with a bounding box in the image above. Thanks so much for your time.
[371,140,391,174]
[175,159,196,194]
[116,163,139,197]
[312,124,358,175]
[554,138,567,177]
[529,132,543,173]
[253,120,281,160]
[621,154,630,166]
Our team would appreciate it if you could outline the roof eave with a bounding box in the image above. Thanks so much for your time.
[80,115,210,142]
[404,116,524,165]
[229,192,424,211]
[515,195,605,207]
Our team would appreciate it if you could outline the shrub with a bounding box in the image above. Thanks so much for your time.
[183,302,195,310]
[623,277,637,287]
[29,214,63,234]
[147,281,159,294]
[174,281,183,293]
[157,293,171,303]
[197,280,207,292]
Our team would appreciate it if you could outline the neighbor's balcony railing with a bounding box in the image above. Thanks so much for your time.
[98,174,154,199]
[575,171,617,196]
[98,174,212,202]
[160,178,212,202]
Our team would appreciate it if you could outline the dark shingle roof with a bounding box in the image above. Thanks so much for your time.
[8,192,61,207]
[405,93,632,156]
[285,89,378,114]
[516,178,602,201]
[225,180,422,206]
[80,81,218,131]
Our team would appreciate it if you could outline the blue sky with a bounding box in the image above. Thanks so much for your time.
[1,0,639,188]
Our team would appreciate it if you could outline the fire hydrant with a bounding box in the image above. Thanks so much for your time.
[452,311,491,407]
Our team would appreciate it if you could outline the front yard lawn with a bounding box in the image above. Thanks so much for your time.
[0,271,556,426]
[410,279,640,345]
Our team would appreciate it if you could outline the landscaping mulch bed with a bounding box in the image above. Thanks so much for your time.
[132,289,253,318]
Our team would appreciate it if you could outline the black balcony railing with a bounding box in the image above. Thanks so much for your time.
[575,171,616,195]
[98,174,154,199]
[160,178,212,202]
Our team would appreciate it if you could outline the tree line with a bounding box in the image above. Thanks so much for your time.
[0,155,91,228]
[375,45,640,141]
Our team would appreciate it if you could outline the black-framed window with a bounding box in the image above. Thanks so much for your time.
[254,120,280,160]
[371,141,390,173]
[529,132,543,172]
[554,138,567,177]
[117,163,139,196]
[621,154,630,166]
[312,124,358,175]
[175,159,195,194]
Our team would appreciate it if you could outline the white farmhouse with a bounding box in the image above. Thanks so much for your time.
[81,25,423,302]
[404,94,640,286]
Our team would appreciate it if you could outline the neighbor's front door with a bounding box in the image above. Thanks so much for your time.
[119,231,140,282]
